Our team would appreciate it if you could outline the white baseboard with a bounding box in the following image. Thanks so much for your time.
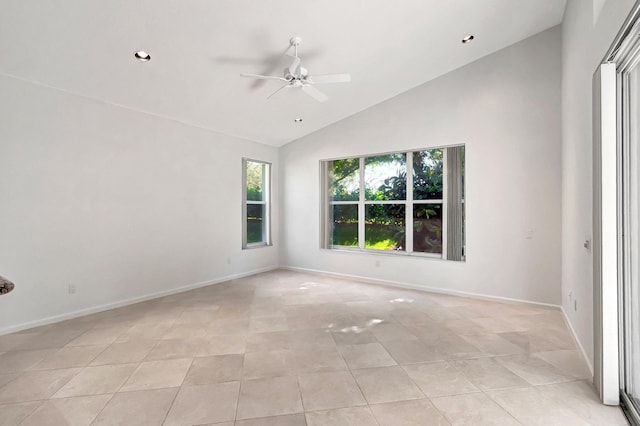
[279,265,561,309]
[561,306,595,378]
[0,266,278,336]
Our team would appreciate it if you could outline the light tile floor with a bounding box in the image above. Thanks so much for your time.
[0,270,629,425]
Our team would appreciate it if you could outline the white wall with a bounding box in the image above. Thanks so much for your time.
[561,0,635,367]
[0,73,279,334]
[280,27,563,305]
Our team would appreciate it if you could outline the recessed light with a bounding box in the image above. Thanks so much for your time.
[134,51,151,61]
[294,118,303,123]
[461,35,475,44]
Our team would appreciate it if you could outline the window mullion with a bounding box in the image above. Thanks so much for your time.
[331,201,360,205]
[413,200,443,204]
[358,157,365,249]
[442,149,448,260]
[406,151,414,254]
[363,200,405,205]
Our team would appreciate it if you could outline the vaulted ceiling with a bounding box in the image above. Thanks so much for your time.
[0,0,566,146]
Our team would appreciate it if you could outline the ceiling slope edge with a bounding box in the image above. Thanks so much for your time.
[0,70,271,148]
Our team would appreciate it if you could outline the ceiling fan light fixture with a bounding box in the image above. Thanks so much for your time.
[134,50,151,61]
[461,35,475,44]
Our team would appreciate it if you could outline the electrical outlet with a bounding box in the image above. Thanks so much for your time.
[68,284,76,294]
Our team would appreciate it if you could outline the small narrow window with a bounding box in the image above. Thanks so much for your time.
[243,159,271,248]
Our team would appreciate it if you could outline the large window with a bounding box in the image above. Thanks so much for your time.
[321,146,464,260]
[243,159,271,248]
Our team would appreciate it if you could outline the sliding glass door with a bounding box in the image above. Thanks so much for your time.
[616,10,640,422]
[621,55,640,423]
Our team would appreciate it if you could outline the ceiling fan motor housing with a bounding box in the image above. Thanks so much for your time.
[284,66,308,81]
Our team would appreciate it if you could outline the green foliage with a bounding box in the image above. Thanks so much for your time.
[413,205,442,253]
[363,150,443,227]
[364,154,406,202]
[246,162,264,201]
[330,158,359,201]
[329,149,449,252]
[246,203,264,244]
[247,219,263,244]
[413,149,443,200]
[332,222,405,250]
[332,222,358,247]
[365,222,405,250]
[332,204,358,224]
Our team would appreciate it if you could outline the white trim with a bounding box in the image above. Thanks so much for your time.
[413,200,444,205]
[406,151,414,253]
[561,306,595,378]
[319,143,466,162]
[358,157,365,249]
[242,158,248,247]
[363,200,407,205]
[324,246,443,259]
[0,266,278,337]
[442,148,448,259]
[279,265,561,309]
[593,63,620,405]
[330,201,359,205]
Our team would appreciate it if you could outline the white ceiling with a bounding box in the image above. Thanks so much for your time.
[0,0,566,147]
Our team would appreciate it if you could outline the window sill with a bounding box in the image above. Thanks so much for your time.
[323,246,453,260]
[243,242,273,250]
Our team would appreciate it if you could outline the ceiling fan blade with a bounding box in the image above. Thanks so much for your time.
[246,45,295,89]
[240,73,287,81]
[288,56,301,76]
[302,85,328,103]
[267,84,290,100]
[310,73,351,84]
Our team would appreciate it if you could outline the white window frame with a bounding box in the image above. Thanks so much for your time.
[321,146,463,260]
[242,158,271,249]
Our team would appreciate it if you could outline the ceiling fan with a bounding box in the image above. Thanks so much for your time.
[240,36,351,103]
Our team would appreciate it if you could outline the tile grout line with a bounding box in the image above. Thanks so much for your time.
[295,374,307,422]
[234,356,246,422]
[14,400,46,426]
[477,386,524,425]
[334,333,382,425]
